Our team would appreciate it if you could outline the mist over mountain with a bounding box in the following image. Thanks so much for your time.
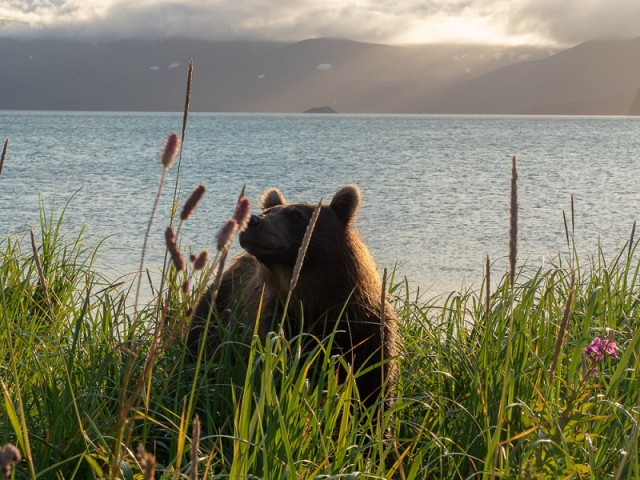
[419,38,640,115]
[1,36,639,114]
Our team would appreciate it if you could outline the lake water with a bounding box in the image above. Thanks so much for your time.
[1,111,640,296]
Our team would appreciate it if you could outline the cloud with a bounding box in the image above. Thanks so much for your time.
[505,0,640,45]
[105,1,400,41]
[0,0,410,43]
[1,0,639,45]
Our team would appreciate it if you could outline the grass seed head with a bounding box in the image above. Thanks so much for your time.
[509,155,518,287]
[0,138,8,177]
[160,132,181,170]
[181,184,206,220]
[216,219,238,251]
[137,444,157,480]
[165,226,185,271]
[193,249,209,271]
[233,197,251,232]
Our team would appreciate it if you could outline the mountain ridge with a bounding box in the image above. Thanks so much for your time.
[0,36,638,114]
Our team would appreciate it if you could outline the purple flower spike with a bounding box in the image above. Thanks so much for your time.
[584,336,617,362]
[585,337,603,362]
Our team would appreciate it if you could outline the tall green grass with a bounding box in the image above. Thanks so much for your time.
[1,64,638,479]
[1,195,639,479]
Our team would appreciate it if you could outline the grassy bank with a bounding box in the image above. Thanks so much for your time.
[1,194,639,479]
[3,55,638,478]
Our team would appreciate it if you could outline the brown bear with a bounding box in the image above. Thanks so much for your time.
[188,184,398,407]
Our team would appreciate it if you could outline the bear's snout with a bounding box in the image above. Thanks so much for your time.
[239,211,292,261]
[238,215,260,247]
[247,214,260,228]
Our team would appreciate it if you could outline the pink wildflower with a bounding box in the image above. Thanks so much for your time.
[604,340,618,358]
[160,132,181,170]
[584,336,617,362]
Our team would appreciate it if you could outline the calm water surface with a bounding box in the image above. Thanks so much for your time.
[1,112,640,295]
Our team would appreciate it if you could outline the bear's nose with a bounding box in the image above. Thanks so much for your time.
[247,214,260,228]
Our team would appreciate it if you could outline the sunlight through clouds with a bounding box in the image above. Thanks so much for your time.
[394,12,550,45]
[0,0,639,45]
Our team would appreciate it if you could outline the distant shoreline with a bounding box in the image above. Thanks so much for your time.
[2,109,639,118]
[2,36,639,115]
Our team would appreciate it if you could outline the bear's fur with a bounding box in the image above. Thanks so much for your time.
[188,185,398,407]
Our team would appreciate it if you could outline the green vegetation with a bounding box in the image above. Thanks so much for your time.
[1,193,639,479]
[1,65,638,479]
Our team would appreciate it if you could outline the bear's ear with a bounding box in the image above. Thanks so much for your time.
[330,184,361,224]
[260,188,287,210]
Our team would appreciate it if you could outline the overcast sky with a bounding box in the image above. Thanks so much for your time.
[1,0,640,46]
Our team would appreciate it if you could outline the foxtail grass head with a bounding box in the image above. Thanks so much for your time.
[233,197,251,232]
[137,444,157,480]
[288,200,322,293]
[192,249,209,271]
[215,189,252,251]
[0,138,7,178]
[180,184,206,221]
[509,155,518,287]
[165,227,185,271]
[216,220,238,251]
[182,60,193,142]
[160,132,181,170]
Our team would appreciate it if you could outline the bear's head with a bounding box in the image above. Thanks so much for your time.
[238,185,361,268]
